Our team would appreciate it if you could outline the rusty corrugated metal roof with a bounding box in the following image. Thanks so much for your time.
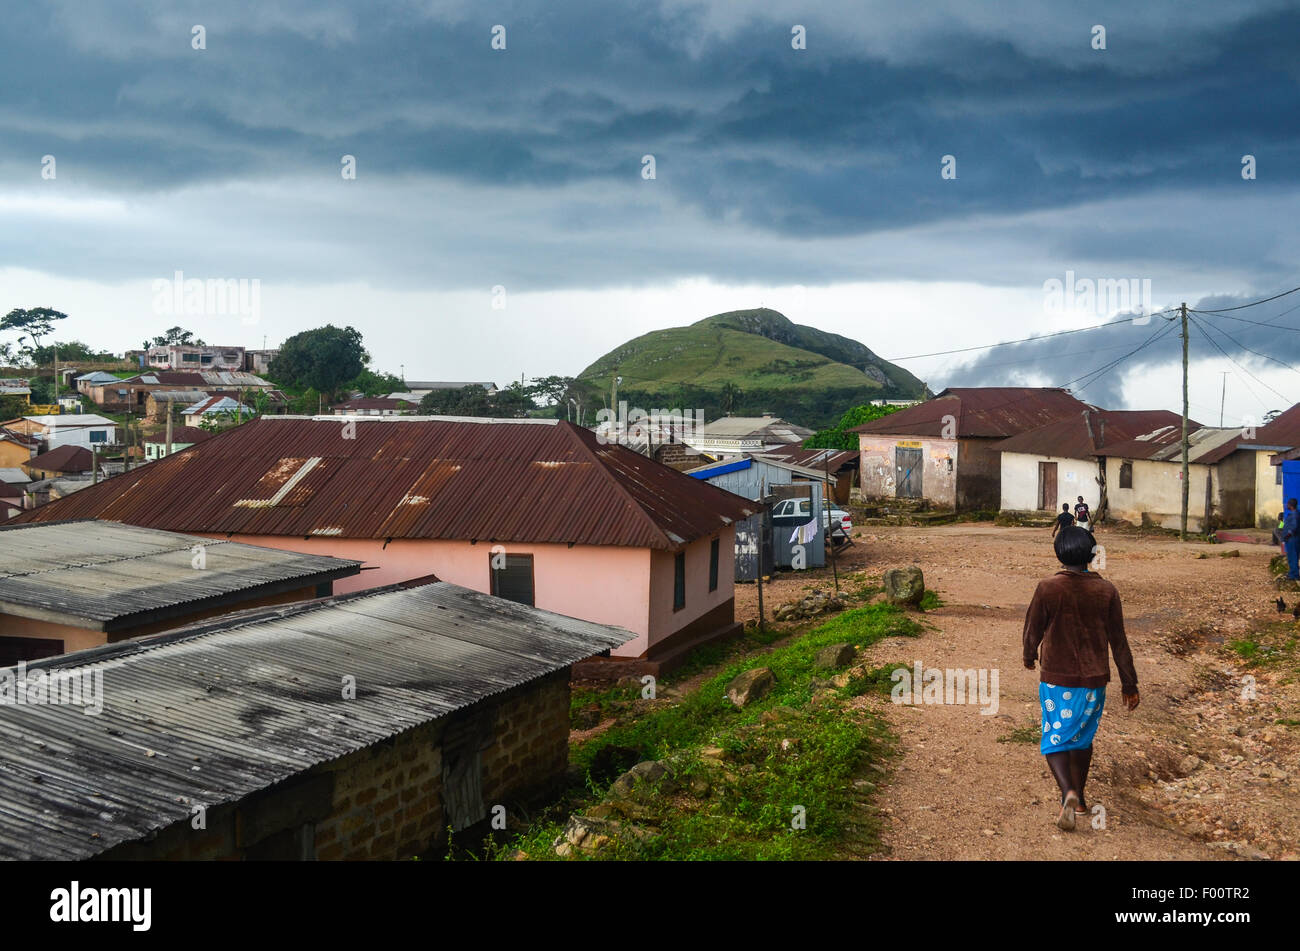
[10,417,756,550]
[851,387,1088,439]
[994,409,1191,459]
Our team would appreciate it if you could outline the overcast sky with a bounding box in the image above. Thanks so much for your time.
[2,0,1298,424]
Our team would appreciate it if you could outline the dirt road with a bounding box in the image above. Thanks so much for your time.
[733,523,1298,861]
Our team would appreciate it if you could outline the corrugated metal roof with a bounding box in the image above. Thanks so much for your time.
[128,371,271,387]
[23,445,93,474]
[1097,424,1241,463]
[22,414,115,428]
[0,521,360,631]
[852,388,1088,439]
[756,447,858,471]
[0,580,629,860]
[10,416,757,550]
[994,409,1190,459]
[1195,402,1300,465]
[695,416,814,440]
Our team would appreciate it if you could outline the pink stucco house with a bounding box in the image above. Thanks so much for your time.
[12,416,757,666]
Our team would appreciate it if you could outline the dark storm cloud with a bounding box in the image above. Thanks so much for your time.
[4,1,1298,224]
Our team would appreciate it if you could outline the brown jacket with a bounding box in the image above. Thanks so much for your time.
[1022,570,1138,694]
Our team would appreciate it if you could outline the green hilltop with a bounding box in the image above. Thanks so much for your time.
[575,308,929,430]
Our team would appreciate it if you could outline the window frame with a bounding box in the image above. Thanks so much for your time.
[673,551,686,611]
[708,538,720,592]
[1118,460,1133,489]
[489,552,536,607]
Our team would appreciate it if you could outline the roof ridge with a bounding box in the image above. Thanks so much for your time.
[562,422,677,549]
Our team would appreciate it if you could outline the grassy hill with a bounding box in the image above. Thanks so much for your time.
[576,308,928,430]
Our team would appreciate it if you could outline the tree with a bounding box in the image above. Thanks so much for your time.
[804,403,903,450]
[267,325,369,399]
[349,368,407,398]
[719,381,743,413]
[150,326,205,347]
[417,383,535,418]
[2,307,68,356]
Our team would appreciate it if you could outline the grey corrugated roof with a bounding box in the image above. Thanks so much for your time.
[0,581,629,860]
[0,521,361,631]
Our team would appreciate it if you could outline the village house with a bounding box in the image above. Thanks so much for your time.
[182,394,254,425]
[0,426,39,469]
[143,425,213,460]
[11,415,757,668]
[0,377,31,402]
[78,370,274,413]
[243,348,280,376]
[21,444,95,481]
[994,408,1187,516]
[331,397,419,416]
[1093,423,1251,531]
[1181,403,1300,529]
[145,389,212,420]
[0,520,360,663]
[144,343,245,371]
[683,413,815,457]
[853,387,1089,511]
[0,414,117,451]
[0,579,627,859]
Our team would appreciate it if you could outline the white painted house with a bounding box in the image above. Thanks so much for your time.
[2,414,118,452]
[994,408,1185,515]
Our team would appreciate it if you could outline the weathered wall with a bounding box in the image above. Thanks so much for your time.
[98,670,571,860]
[1000,452,1102,512]
[1104,457,1213,530]
[1254,450,1285,529]
[954,439,1003,511]
[857,434,958,507]
[1216,449,1256,528]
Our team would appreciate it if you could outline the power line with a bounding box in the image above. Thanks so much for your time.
[1187,314,1291,408]
[885,308,1180,361]
[1189,284,1300,314]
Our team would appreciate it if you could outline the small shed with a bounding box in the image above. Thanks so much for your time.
[687,455,826,575]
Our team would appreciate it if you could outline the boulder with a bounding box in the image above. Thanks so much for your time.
[726,667,775,707]
[554,815,617,856]
[608,760,678,798]
[883,566,925,606]
[815,643,855,669]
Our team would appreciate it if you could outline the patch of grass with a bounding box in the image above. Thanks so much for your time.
[495,602,915,861]
[570,682,641,729]
[1275,718,1300,728]
[918,589,944,612]
[997,723,1041,744]
[840,663,911,699]
[1227,625,1298,669]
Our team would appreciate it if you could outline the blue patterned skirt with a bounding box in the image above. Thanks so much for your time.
[1039,683,1106,754]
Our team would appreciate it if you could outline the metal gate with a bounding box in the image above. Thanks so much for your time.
[895,447,923,499]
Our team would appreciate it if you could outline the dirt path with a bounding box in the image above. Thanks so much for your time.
[733,524,1299,861]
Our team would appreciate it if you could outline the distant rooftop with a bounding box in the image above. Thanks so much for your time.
[0,520,360,632]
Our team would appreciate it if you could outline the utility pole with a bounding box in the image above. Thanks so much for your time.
[1180,302,1190,541]
[1219,371,1229,427]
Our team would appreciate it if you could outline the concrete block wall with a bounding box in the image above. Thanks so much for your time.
[97,669,572,860]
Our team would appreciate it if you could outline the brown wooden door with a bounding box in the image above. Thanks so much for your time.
[1038,461,1058,511]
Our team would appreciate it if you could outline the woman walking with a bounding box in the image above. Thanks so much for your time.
[1023,526,1140,831]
